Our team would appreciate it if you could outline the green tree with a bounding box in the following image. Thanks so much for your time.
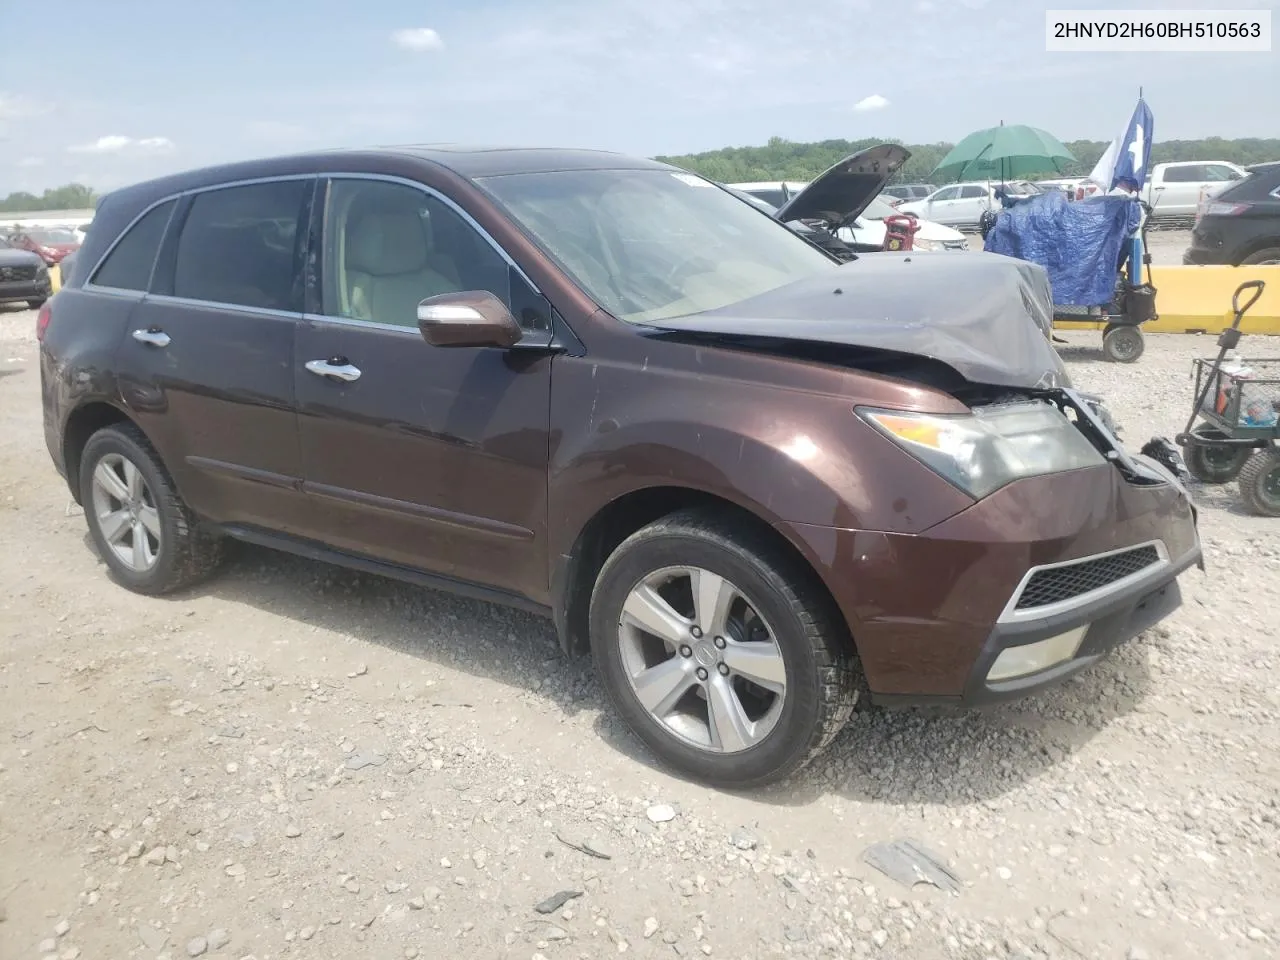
[0,183,97,213]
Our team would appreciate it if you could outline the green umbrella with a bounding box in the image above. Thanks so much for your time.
[932,123,1075,182]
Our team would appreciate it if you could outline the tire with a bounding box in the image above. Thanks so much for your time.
[27,298,47,309]
[1184,425,1250,484]
[79,422,226,595]
[1237,448,1280,517]
[1102,324,1145,363]
[589,508,858,788]
[1240,247,1280,266]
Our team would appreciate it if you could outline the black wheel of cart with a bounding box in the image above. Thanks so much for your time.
[1102,323,1145,363]
[1237,448,1280,517]
[1184,425,1251,484]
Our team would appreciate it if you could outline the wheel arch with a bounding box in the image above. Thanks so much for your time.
[1234,237,1280,265]
[550,484,852,662]
[61,400,145,503]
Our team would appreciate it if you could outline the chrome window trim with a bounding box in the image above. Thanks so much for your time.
[996,539,1169,625]
[142,293,302,322]
[81,170,545,322]
[302,312,421,336]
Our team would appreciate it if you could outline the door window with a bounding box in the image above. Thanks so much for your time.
[960,185,987,199]
[90,199,176,291]
[320,178,512,329]
[1203,164,1241,182]
[172,179,310,311]
[1161,165,1203,183]
[932,186,960,201]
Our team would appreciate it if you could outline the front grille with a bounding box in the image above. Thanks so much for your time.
[1015,545,1161,610]
[0,264,38,282]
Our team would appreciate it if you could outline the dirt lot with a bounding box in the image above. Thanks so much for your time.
[1,290,1277,960]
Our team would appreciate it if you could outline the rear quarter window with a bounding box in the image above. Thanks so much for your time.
[89,199,176,291]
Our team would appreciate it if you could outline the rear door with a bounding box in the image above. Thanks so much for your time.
[957,184,990,224]
[923,185,962,223]
[113,177,316,535]
[293,175,554,601]
[1153,165,1204,217]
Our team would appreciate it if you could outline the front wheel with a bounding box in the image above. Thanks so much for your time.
[589,510,858,788]
[1237,448,1280,517]
[1102,323,1145,363]
[1184,425,1251,484]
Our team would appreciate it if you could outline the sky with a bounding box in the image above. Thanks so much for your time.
[1,0,1276,197]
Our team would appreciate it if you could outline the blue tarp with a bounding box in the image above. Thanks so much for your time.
[983,192,1141,306]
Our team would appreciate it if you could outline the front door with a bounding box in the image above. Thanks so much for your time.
[113,178,315,535]
[294,176,554,602]
[924,186,962,224]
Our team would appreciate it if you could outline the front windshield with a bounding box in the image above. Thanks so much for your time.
[478,169,837,324]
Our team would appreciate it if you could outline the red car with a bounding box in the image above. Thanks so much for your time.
[7,228,81,266]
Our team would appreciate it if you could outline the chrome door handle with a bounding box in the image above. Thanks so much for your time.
[131,328,171,347]
[305,359,362,382]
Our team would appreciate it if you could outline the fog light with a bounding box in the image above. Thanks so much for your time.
[986,626,1088,682]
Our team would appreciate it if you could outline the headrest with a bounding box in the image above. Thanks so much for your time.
[346,210,429,276]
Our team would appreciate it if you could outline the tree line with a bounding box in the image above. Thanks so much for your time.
[4,136,1279,211]
[655,136,1280,185]
[0,183,96,213]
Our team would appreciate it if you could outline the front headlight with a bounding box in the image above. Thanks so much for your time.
[911,237,942,251]
[858,401,1105,499]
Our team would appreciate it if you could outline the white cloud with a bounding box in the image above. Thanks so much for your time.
[853,94,890,112]
[69,135,173,154]
[0,92,45,122]
[391,27,443,52]
[916,0,935,10]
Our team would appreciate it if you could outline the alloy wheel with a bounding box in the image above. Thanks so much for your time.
[90,453,161,572]
[617,565,787,753]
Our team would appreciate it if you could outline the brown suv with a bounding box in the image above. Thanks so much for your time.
[39,144,1201,787]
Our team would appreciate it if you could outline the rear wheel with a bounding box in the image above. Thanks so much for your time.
[79,423,226,595]
[1240,247,1280,266]
[1102,323,1145,363]
[589,509,858,788]
[1237,448,1280,517]
[1184,425,1251,484]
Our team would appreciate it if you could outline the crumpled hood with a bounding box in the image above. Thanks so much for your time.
[646,251,1070,390]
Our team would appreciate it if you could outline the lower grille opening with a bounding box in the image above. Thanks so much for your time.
[1015,545,1161,610]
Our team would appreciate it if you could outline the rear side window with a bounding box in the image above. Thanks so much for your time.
[173,179,310,311]
[1162,165,1203,183]
[90,199,175,291]
[961,185,987,199]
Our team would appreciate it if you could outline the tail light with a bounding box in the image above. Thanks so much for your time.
[36,300,52,342]
[1202,201,1251,217]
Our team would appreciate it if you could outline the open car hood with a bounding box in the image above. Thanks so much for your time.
[644,251,1070,390]
[774,144,911,226]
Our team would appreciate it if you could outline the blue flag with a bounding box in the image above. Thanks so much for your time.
[1111,98,1154,192]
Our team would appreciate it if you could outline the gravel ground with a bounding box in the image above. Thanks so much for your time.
[1,296,1277,960]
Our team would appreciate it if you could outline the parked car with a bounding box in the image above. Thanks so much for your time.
[7,227,81,266]
[729,160,968,252]
[1142,161,1247,222]
[1183,160,1280,265]
[0,234,52,308]
[882,183,937,202]
[897,181,1041,229]
[41,145,1201,787]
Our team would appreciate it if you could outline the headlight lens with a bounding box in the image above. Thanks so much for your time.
[858,401,1105,499]
[911,237,941,251]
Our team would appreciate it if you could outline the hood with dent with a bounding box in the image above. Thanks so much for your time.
[645,251,1070,390]
[775,144,910,226]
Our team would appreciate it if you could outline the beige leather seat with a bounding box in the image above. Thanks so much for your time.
[344,210,462,326]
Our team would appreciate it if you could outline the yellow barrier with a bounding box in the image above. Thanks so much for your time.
[1053,265,1280,334]
[51,261,62,293]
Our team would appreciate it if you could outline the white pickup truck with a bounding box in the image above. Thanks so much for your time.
[1142,161,1247,220]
